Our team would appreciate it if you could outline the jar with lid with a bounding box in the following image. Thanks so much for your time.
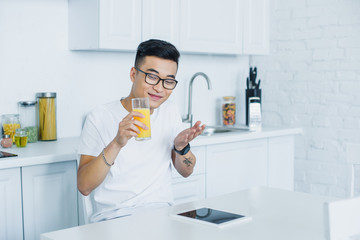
[2,114,21,143]
[222,96,236,126]
[36,92,57,141]
[15,128,28,147]
[18,101,38,143]
[1,135,13,148]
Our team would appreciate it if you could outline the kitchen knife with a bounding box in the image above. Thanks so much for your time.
[249,67,253,82]
[254,67,257,82]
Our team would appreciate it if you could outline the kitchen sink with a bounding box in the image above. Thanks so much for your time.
[201,125,249,136]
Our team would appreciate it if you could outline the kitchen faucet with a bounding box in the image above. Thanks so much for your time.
[182,72,212,127]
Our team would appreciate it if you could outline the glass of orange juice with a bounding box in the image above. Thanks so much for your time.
[132,97,151,141]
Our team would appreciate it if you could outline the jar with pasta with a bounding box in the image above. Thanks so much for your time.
[2,114,21,143]
[36,92,57,141]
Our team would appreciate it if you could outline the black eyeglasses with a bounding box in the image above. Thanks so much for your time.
[135,67,178,90]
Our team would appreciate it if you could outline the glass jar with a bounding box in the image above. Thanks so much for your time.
[2,114,21,143]
[1,134,13,148]
[18,101,38,143]
[222,96,236,126]
[15,128,28,147]
[37,92,57,141]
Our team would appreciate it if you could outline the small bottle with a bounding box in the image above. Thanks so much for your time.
[222,96,236,126]
[1,135,13,148]
[15,128,28,147]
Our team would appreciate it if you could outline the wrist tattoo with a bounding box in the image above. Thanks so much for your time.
[183,157,193,167]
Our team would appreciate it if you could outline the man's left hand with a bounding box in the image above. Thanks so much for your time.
[174,121,205,151]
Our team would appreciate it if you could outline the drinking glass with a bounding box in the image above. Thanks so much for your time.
[132,97,151,140]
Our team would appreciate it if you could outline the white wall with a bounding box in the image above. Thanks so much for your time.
[252,0,360,197]
[0,0,249,138]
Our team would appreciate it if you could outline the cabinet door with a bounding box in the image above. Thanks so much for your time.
[22,161,78,240]
[69,0,142,50]
[179,0,243,54]
[243,0,269,54]
[142,0,180,45]
[99,0,142,50]
[172,174,206,205]
[268,136,294,190]
[206,139,268,198]
[0,168,23,240]
[172,146,206,204]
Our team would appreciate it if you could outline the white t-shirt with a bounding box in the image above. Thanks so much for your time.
[78,99,184,222]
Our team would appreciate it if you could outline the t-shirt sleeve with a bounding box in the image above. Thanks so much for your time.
[78,111,105,157]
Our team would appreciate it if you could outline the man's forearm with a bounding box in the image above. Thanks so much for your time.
[172,150,196,178]
[77,140,121,196]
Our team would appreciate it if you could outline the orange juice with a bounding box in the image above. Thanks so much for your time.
[133,108,151,140]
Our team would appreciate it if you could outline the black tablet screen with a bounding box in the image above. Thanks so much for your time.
[178,208,245,224]
[0,151,18,158]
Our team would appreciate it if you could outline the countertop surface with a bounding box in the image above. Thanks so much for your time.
[192,126,302,146]
[41,186,335,240]
[0,137,79,169]
[0,127,302,169]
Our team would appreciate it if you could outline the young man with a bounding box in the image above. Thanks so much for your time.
[77,39,205,222]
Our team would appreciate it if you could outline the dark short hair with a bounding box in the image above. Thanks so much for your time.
[134,39,180,68]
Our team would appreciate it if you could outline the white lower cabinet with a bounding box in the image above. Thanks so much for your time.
[268,136,294,190]
[174,135,295,201]
[22,161,78,240]
[172,175,205,205]
[172,146,206,204]
[0,168,23,240]
[206,139,268,198]
[0,161,78,240]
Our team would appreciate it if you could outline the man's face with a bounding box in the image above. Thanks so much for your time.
[130,56,178,111]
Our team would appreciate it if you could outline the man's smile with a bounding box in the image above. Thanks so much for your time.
[148,92,163,101]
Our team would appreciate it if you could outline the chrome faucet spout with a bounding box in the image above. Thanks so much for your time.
[182,72,212,127]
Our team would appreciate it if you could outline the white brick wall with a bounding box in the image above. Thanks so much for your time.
[252,0,360,197]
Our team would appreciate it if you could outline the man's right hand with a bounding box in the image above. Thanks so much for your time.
[113,111,149,148]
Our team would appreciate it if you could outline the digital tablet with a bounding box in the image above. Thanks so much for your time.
[0,151,18,158]
[170,207,252,228]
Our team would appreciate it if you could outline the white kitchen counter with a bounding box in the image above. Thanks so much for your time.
[192,127,302,146]
[41,186,336,240]
[0,137,79,169]
[0,127,302,169]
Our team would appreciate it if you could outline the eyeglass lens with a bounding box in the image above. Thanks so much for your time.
[146,74,177,90]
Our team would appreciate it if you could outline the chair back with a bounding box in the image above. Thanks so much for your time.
[79,192,94,225]
[324,197,360,240]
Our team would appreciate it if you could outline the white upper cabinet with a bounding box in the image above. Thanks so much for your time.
[142,0,180,45]
[179,0,243,54]
[243,0,270,54]
[69,0,142,50]
[98,0,142,50]
[68,0,269,54]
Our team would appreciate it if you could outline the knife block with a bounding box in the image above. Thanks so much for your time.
[245,89,261,126]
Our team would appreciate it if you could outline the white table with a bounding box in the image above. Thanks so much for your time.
[41,187,336,240]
